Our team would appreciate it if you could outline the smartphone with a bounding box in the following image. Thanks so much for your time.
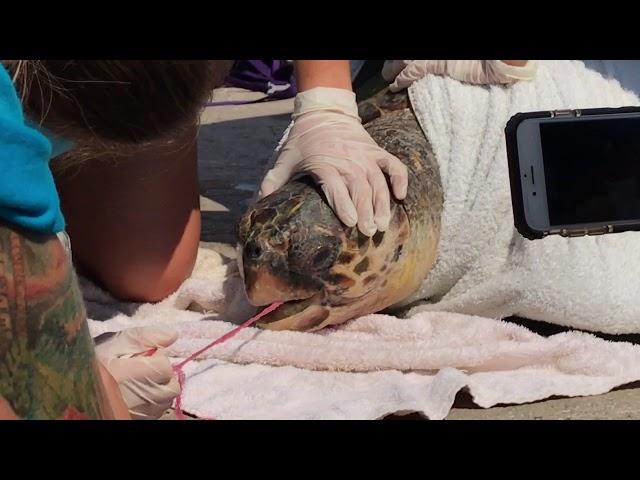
[505,106,640,240]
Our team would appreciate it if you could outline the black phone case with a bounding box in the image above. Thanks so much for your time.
[504,106,640,240]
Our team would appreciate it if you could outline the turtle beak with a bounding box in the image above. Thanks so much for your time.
[242,240,320,306]
[243,265,318,306]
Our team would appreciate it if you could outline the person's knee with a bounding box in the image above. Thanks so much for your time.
[94,243,198,303]
[70,207,202,303]
[107,275,183,304]
[54,126,203,304]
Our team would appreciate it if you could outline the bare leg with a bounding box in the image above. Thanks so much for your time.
[53,126,201,302]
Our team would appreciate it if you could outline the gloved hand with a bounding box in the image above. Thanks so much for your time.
[259,87,408,237]
[382,60,538,91]
[94,325,180,420]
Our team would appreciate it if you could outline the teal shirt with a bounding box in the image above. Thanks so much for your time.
[0,64,66,234]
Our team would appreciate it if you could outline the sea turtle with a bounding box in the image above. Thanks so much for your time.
[238,88,443,331]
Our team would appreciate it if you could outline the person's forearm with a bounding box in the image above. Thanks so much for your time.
[294,60,353,91]
[0,223,128,419]
[502,60,529,66]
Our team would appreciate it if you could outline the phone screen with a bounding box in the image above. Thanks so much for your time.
[540,117,640,226]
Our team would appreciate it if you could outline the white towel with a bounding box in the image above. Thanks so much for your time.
[404,60,640,334]
[85,248,640,420]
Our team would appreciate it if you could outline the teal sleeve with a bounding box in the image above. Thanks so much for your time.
[0,64,65,234]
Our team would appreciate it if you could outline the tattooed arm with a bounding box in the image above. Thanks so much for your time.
[0,222,129,419]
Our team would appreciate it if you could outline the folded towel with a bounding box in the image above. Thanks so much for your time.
[405,60,640,334]
[84,248,640,419]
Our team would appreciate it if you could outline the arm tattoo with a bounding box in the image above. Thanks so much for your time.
[0,224,112,419]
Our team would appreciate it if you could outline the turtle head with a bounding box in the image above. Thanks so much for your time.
[238,178,412,331]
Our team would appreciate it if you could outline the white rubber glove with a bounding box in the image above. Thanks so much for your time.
[94,325,180,420]
[259,87,408,237]
[382,60,538,91]
[56,231,72,257]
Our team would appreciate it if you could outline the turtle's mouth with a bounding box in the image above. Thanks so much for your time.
[256,290,375,331]
[257,291,325,328]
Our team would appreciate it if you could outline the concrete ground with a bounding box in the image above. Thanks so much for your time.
[193,87,640,420]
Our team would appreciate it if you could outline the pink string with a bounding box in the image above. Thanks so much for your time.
[172,301,283,420]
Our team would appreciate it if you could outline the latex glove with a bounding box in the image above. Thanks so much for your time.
[94,325,180,420]
[383,60,538,91]
[57,231,72,259]
[259,87,408,237]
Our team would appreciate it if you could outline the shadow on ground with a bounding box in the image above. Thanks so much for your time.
[197,113,291,244]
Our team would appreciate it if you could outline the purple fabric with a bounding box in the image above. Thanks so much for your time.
[210,60,297,106]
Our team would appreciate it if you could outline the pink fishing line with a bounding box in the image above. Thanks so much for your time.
[172,301,283,420]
